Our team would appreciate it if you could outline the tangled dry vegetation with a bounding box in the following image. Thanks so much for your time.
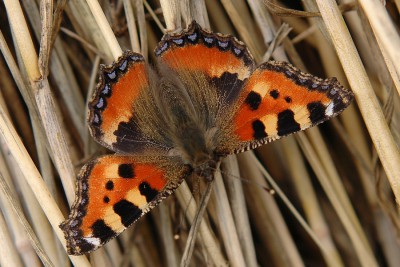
[0,0,399,266]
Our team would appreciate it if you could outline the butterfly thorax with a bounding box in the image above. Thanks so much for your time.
[167,120,220,180]
[144,64,223,179]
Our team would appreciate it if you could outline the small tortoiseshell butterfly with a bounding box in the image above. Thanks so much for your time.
[60,21,354,255]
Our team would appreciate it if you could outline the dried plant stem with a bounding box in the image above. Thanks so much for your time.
[134,0,148,58]
[315,0,400,204]
[123,0,140,52]
[0,210,24,267]
[179,1,192,28]
[281,137,343,267]
[38,0,53,77]
[5,0,76,205]
[306,128,369,241]
[4,157,60,266]
[222,156,258,267]
[180,179,214,267]
[3,0,39,80]
[248,150,331,252]
[0,151,41,267]
[34,80,76,204]
[67,0,112,61]
[1,1,89,256]
[160,0,181,31]
[296,133,379,267]
[85,0,123,60]
[357,0,400,94]
[238,153,304,267]
[143,0,166,33]
[91,248,112,267]
[213,168,246,267]
[159,204,178,267]
[175,182,227,266]
[0,172,53,267]
[0,104,90,266]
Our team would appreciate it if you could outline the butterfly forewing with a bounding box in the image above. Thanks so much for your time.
[89,51,172,155]
[156,22,255,106]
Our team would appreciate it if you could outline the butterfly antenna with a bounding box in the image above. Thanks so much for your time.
[211,167,276,195]
[180,177,215,267]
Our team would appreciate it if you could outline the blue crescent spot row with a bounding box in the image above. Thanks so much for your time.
[91,52,145,128]
[154,22,254,67]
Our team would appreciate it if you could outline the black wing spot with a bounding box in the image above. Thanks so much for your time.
[307,102,326,124]
[245,91,262,110]
[113,200,142,227]
[118,164,135,178]
[252,120,268,139]
[105,180,114,190]
[277,109,300,136]
[139,182,159,202]
[269,89,279,99]
[91,220,116,242]
[210,72,245,104]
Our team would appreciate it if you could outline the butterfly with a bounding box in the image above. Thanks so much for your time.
[60,21,354,255]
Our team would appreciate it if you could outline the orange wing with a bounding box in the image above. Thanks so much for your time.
[89,51,170,154]
[156,21,255,104]
[60,155,190,255]
[231,61,354,152]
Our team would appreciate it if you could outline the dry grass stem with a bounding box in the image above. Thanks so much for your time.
[175,182,227,266]
[0,210,24,267]
[123,0,141,52]
[0,172,53,267]
[281,137,343,267]
[38,0,53,78]
[315,0,400,204]
[180,179,214,267]
[3,0,40,80]
[222,155,258,267]
[144,0,166,33]
[85,0,123,60]
[357,0,400,91]
[239,152,304,267]
[0,153,41,267]
[0,104,90,266]
[212,169,246,267]
[249,151,328,254]
[296,133,378,267]
[159,0,181,31]
[159,204,178,267]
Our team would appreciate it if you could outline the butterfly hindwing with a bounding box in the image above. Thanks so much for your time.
[231,61,354,152]
[60,155,190,255]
